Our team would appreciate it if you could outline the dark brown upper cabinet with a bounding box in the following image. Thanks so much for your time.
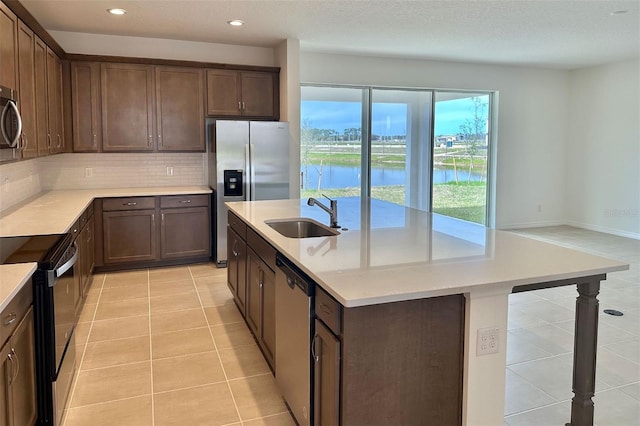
[33,36,49,156]
[101,63,155,152]
[0,1,18,90]
[16,21,37,159]
[46,47,64,154]
[155,66,204,152]
[71,62,101,152]
[206,69,278,120]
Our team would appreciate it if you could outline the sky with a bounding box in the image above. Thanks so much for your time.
[301,96,488,136]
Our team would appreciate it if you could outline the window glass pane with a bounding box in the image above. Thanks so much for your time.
[300,86,364,199]
[371,89,432,211]
[433,92,490,224]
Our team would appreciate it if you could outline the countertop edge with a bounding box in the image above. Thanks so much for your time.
[226,201,630,308]
[0,263,37,311]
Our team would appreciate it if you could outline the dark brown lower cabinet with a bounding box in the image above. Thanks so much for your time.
[227,227,247,313]
[314,293,465,426]
[160,206,210,259]
[313,320,340,426]
[246,247,276,370]
[0,307,37,426]
[103,209,157,264]
[97,195,211,270]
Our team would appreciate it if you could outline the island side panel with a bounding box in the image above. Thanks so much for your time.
[341,294,465,425]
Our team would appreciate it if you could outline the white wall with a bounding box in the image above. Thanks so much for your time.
[275,39,302,198]
[51,31,275,67]
[301,52,570,229]
[567,59,640,238]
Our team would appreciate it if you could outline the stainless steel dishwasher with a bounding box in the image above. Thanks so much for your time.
[275,253,315,426]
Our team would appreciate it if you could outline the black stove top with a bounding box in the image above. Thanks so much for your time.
[0,234,71,269]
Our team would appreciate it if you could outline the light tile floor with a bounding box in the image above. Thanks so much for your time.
[506,226,639,426]
[62,226,638,425]
[62,263,296,426]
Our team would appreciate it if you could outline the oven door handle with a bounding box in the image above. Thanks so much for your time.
[54,243,78,281]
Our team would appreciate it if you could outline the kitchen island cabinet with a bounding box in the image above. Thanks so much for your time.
[227,197,628,426]
[227,211,247,314]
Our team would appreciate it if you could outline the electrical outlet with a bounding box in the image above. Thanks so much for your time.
[166,166,174,176]
[85,168,93,178]
[476,327,499,355]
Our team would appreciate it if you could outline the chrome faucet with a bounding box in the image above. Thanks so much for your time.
[307,195,339,228]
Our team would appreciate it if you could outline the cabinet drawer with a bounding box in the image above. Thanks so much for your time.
[102,197,156,211]
[0,283,33,347]
[247,228,276,271]
[316,286,341,335]
[228,211,246,240]
[160,194,209,209]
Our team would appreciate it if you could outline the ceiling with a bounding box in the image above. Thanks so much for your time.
[19,0,640,70]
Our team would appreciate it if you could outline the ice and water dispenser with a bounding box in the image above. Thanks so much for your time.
[223,170,244,197]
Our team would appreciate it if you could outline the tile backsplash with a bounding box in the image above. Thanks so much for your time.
[0,153,207,212]
[0,158,42,212]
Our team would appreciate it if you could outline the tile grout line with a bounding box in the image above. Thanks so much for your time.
[62,273,107,425]
[146,269,155,426]
[189,265,245,424]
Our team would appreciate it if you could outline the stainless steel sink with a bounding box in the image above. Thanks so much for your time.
[265,218,340,238]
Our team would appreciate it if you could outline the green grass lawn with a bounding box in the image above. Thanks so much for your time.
[301,181,486,224]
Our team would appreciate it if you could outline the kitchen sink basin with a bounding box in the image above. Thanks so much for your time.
[265,218,340,238]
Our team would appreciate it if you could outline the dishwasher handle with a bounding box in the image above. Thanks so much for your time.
[276,254,315,297]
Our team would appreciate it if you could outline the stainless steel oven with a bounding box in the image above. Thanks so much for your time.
[0,85,22,162]
[0,233,78,426]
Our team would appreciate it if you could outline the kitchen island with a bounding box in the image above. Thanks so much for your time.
[226,197,628,426]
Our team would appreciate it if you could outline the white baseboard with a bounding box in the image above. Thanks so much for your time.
[566,220,640,240]
[497,220,565,230]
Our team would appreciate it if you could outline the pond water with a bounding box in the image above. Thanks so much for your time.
[301,164,484,189]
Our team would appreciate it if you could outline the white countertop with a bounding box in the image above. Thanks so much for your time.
[0,186,211,309]
[0,263,36,311]
[0,186,212,237]
[227,198,629,307]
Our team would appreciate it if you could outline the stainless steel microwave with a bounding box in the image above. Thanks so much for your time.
[1,85,22,148]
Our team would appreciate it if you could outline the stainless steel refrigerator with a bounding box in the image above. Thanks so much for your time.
[209,120,290,266]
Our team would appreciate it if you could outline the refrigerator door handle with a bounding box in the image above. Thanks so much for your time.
[250,143,256,201]
[245,143,251,201]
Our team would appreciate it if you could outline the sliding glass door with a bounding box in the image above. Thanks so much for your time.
[433,92,490,224]
[300,86,365,198]
[300,85,492,225]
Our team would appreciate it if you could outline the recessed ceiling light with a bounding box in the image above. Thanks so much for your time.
[610,10,628,16]
[227,20,245,27]
[107,8,127,15]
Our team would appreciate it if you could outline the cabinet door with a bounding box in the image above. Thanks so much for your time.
[33,37,49,156]
[246,248,261,338]
[227,227,247,314]
[0,340,10,426]
[86,214,95,283]
[260,262,276,368]
[9,307,36,426]
[0,2,18,90]
[314,320,340,426]
[101,63,155,151]
[160,206,210,259]
[206,69,241,116]
[16,21,37,159]
[46,48,64,154]
[240,72,275,118]
[103,209,157,264]
[71,62,101,152]
[156,67,204,151]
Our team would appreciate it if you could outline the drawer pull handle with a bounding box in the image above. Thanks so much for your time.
[124,202,137,206]
[179,200,191,203]
[319,303,332,315]
[4,312,17,326]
